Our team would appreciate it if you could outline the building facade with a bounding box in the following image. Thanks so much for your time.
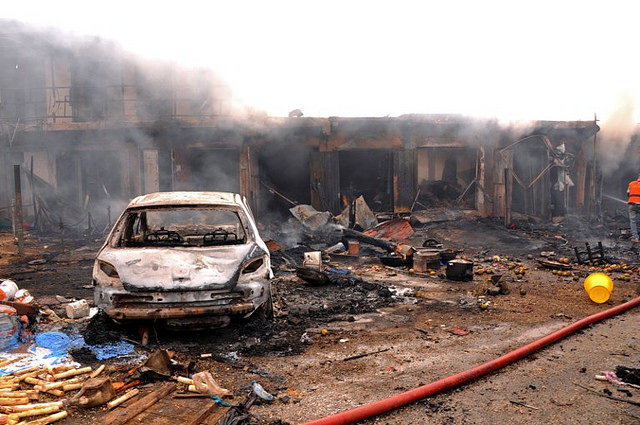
[0,23,601,231]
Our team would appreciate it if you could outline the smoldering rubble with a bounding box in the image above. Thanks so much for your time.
[0,21,639,425]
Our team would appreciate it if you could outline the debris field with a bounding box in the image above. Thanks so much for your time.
[0,204,638,425]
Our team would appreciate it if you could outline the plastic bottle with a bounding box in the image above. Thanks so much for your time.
[251,380,274,401]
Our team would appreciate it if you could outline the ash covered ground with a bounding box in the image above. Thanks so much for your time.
[0,210,639,424]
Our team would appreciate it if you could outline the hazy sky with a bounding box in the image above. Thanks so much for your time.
[3,0,639,122]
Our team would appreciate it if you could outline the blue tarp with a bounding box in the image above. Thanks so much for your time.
[91,341,135,360]
[0,332,135,376]
[34,331,134,361]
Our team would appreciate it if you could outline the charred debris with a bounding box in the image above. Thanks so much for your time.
[2,21,640,425]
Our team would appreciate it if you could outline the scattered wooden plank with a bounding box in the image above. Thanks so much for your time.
[202,405,230,425]
[106,389,140,410]
[20,410,67,424]
[1,402,62,413]
[52,367,92,381]
[537,258,572,270]
[0,397,29,405]
[90,365,106,379]
[100,383,176,425]
[9,404,60,420]
[186,401,219,425]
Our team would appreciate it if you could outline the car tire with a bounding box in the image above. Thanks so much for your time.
[255,291,274,321]
[247,286,274,326]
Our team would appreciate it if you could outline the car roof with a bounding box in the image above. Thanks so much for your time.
[127,191,243,208]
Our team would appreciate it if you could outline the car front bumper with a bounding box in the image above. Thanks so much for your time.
[94,280,269,322]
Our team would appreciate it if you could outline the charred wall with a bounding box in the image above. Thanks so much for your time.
[0,23,604,232]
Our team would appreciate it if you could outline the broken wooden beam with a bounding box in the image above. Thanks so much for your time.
[100,382,176,425]
[18,410,67,424]
[0,397,29,405]
[8,404,60,420]
[342,228,394,251]
[52,367,92,381]
[106,389,140,410]
[186,401,221,425]
[0,402,62,414]
[90,365,105,379]
[172,376,194,386]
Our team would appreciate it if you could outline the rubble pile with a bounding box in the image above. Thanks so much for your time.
[0,191,639,424]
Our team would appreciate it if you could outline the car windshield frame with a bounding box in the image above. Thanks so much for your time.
[110,204,254,248]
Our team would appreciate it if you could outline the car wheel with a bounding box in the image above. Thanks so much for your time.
[255,291,274,321]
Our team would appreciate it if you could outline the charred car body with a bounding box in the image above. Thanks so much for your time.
[93,192,273,328]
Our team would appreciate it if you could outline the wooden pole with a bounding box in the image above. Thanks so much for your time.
[30,155,38,229]
[13,165,24,256]
[504,168,512,227]
[10,200,16,239]
[476,147,485,216]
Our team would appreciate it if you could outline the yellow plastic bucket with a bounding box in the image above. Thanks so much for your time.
[584,273,614,303]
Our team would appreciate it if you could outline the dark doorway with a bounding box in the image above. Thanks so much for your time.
[56,151,80,205]
[258,142,310,217]
[80,151,124,203]
[339,150,393,212]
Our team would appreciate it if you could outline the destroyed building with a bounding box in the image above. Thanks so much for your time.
[2,17,640,425]
[1,23,602,232]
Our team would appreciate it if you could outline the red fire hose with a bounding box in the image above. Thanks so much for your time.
[301,295,640,425]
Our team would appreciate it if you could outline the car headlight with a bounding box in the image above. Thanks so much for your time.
[241,257,264,274]
[239,255,270,280]
[98,260,120,279]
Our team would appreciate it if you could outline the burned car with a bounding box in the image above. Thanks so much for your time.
[93,192,273,328]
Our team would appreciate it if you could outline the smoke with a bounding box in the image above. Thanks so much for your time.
[598,93,638,175]
[4,19,639,231]
[0,20,256,232]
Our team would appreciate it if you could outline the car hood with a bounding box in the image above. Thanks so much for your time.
[98,243,263,292]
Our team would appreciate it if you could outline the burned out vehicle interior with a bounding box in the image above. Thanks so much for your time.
[117,207,247,247]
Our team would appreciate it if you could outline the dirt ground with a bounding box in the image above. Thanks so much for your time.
[0,212,639,424]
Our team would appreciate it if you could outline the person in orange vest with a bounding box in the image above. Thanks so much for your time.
[627,175,640,242]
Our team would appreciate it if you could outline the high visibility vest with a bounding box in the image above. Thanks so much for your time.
[628,181,640,203]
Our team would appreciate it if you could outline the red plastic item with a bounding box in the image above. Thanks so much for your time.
[301,296,640,425]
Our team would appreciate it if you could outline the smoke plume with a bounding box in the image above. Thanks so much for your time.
[598,93,638,175]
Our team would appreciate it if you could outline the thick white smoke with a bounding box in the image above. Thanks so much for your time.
[598,93,638,175]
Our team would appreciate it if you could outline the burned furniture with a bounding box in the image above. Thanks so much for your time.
[573,242,605,265]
